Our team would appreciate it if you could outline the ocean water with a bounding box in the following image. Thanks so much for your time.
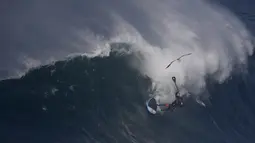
[1,0,255,143]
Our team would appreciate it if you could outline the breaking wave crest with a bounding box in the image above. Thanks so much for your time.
[74,0,254,103]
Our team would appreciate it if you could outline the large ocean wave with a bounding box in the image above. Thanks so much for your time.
[1,43,255,143]
[1,0,255,142]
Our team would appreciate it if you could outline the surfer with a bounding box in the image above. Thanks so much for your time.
[146,76,185,114]
[157,91,184,112]
[157,76,184,112]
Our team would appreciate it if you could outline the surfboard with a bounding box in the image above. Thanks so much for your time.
[146,97,158,114]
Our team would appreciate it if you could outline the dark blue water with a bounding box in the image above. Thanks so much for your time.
[1,0,255,143]
[0,43,254,143]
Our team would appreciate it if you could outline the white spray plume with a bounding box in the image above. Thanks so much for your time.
[82,0,254,103]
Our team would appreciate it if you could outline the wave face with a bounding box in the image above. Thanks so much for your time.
[1,0,255,142]
[0,44,255,143]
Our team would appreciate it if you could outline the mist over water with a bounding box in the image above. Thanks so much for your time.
[2,0,254,86]
[78,0,254,102]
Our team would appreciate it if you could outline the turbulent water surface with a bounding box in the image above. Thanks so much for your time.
[1,0,255,143]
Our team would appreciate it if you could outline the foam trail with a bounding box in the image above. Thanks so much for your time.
[83,0,254,103]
